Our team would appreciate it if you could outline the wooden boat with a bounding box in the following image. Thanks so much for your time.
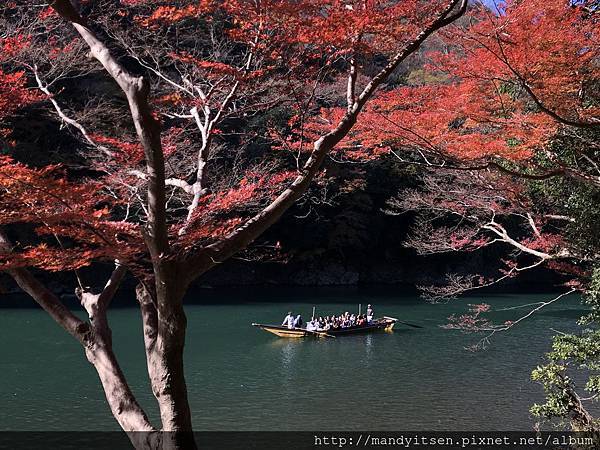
[252,316,398,338]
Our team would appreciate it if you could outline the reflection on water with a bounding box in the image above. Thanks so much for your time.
[0,290,586,431]
[278,339,300,381]
[365,334,373,360]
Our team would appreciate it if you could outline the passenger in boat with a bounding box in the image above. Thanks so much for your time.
[306,319,317,331]
[294,314,303,328]
[366,304,374,323]
[282,311,295,329]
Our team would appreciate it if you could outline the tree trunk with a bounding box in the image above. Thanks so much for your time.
[137,283,196,450]
[85,341,159,449]
[78,288,159,449]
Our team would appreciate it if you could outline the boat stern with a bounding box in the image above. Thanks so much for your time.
[382,316,398,332]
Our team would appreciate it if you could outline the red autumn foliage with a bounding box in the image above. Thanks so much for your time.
[444,303,493,332]
[0,157,144,271]
[7,0,460,277]
[89,135,146,164]
[9,0,577,285]
[356,0,598,162]
[168,52,239,77]
[174,170,297,248]
[0,70,42,131]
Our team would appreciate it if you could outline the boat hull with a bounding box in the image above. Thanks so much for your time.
[252,318,396,338]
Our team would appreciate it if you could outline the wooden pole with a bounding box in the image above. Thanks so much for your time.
[312,306,316,320]
[358,304,361,316]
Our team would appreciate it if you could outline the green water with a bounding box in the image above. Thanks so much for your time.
[0,288,588,431]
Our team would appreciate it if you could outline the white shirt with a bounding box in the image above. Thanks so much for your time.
[282,314,294,329]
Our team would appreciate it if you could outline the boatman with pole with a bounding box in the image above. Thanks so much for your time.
[366,304,374,323]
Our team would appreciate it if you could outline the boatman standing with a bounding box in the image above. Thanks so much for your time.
[366,304,374,323]
[282,311,295,329]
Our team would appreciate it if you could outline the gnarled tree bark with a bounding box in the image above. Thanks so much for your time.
[49,2,195,444]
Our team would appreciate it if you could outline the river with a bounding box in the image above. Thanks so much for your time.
[0,287,586,431]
